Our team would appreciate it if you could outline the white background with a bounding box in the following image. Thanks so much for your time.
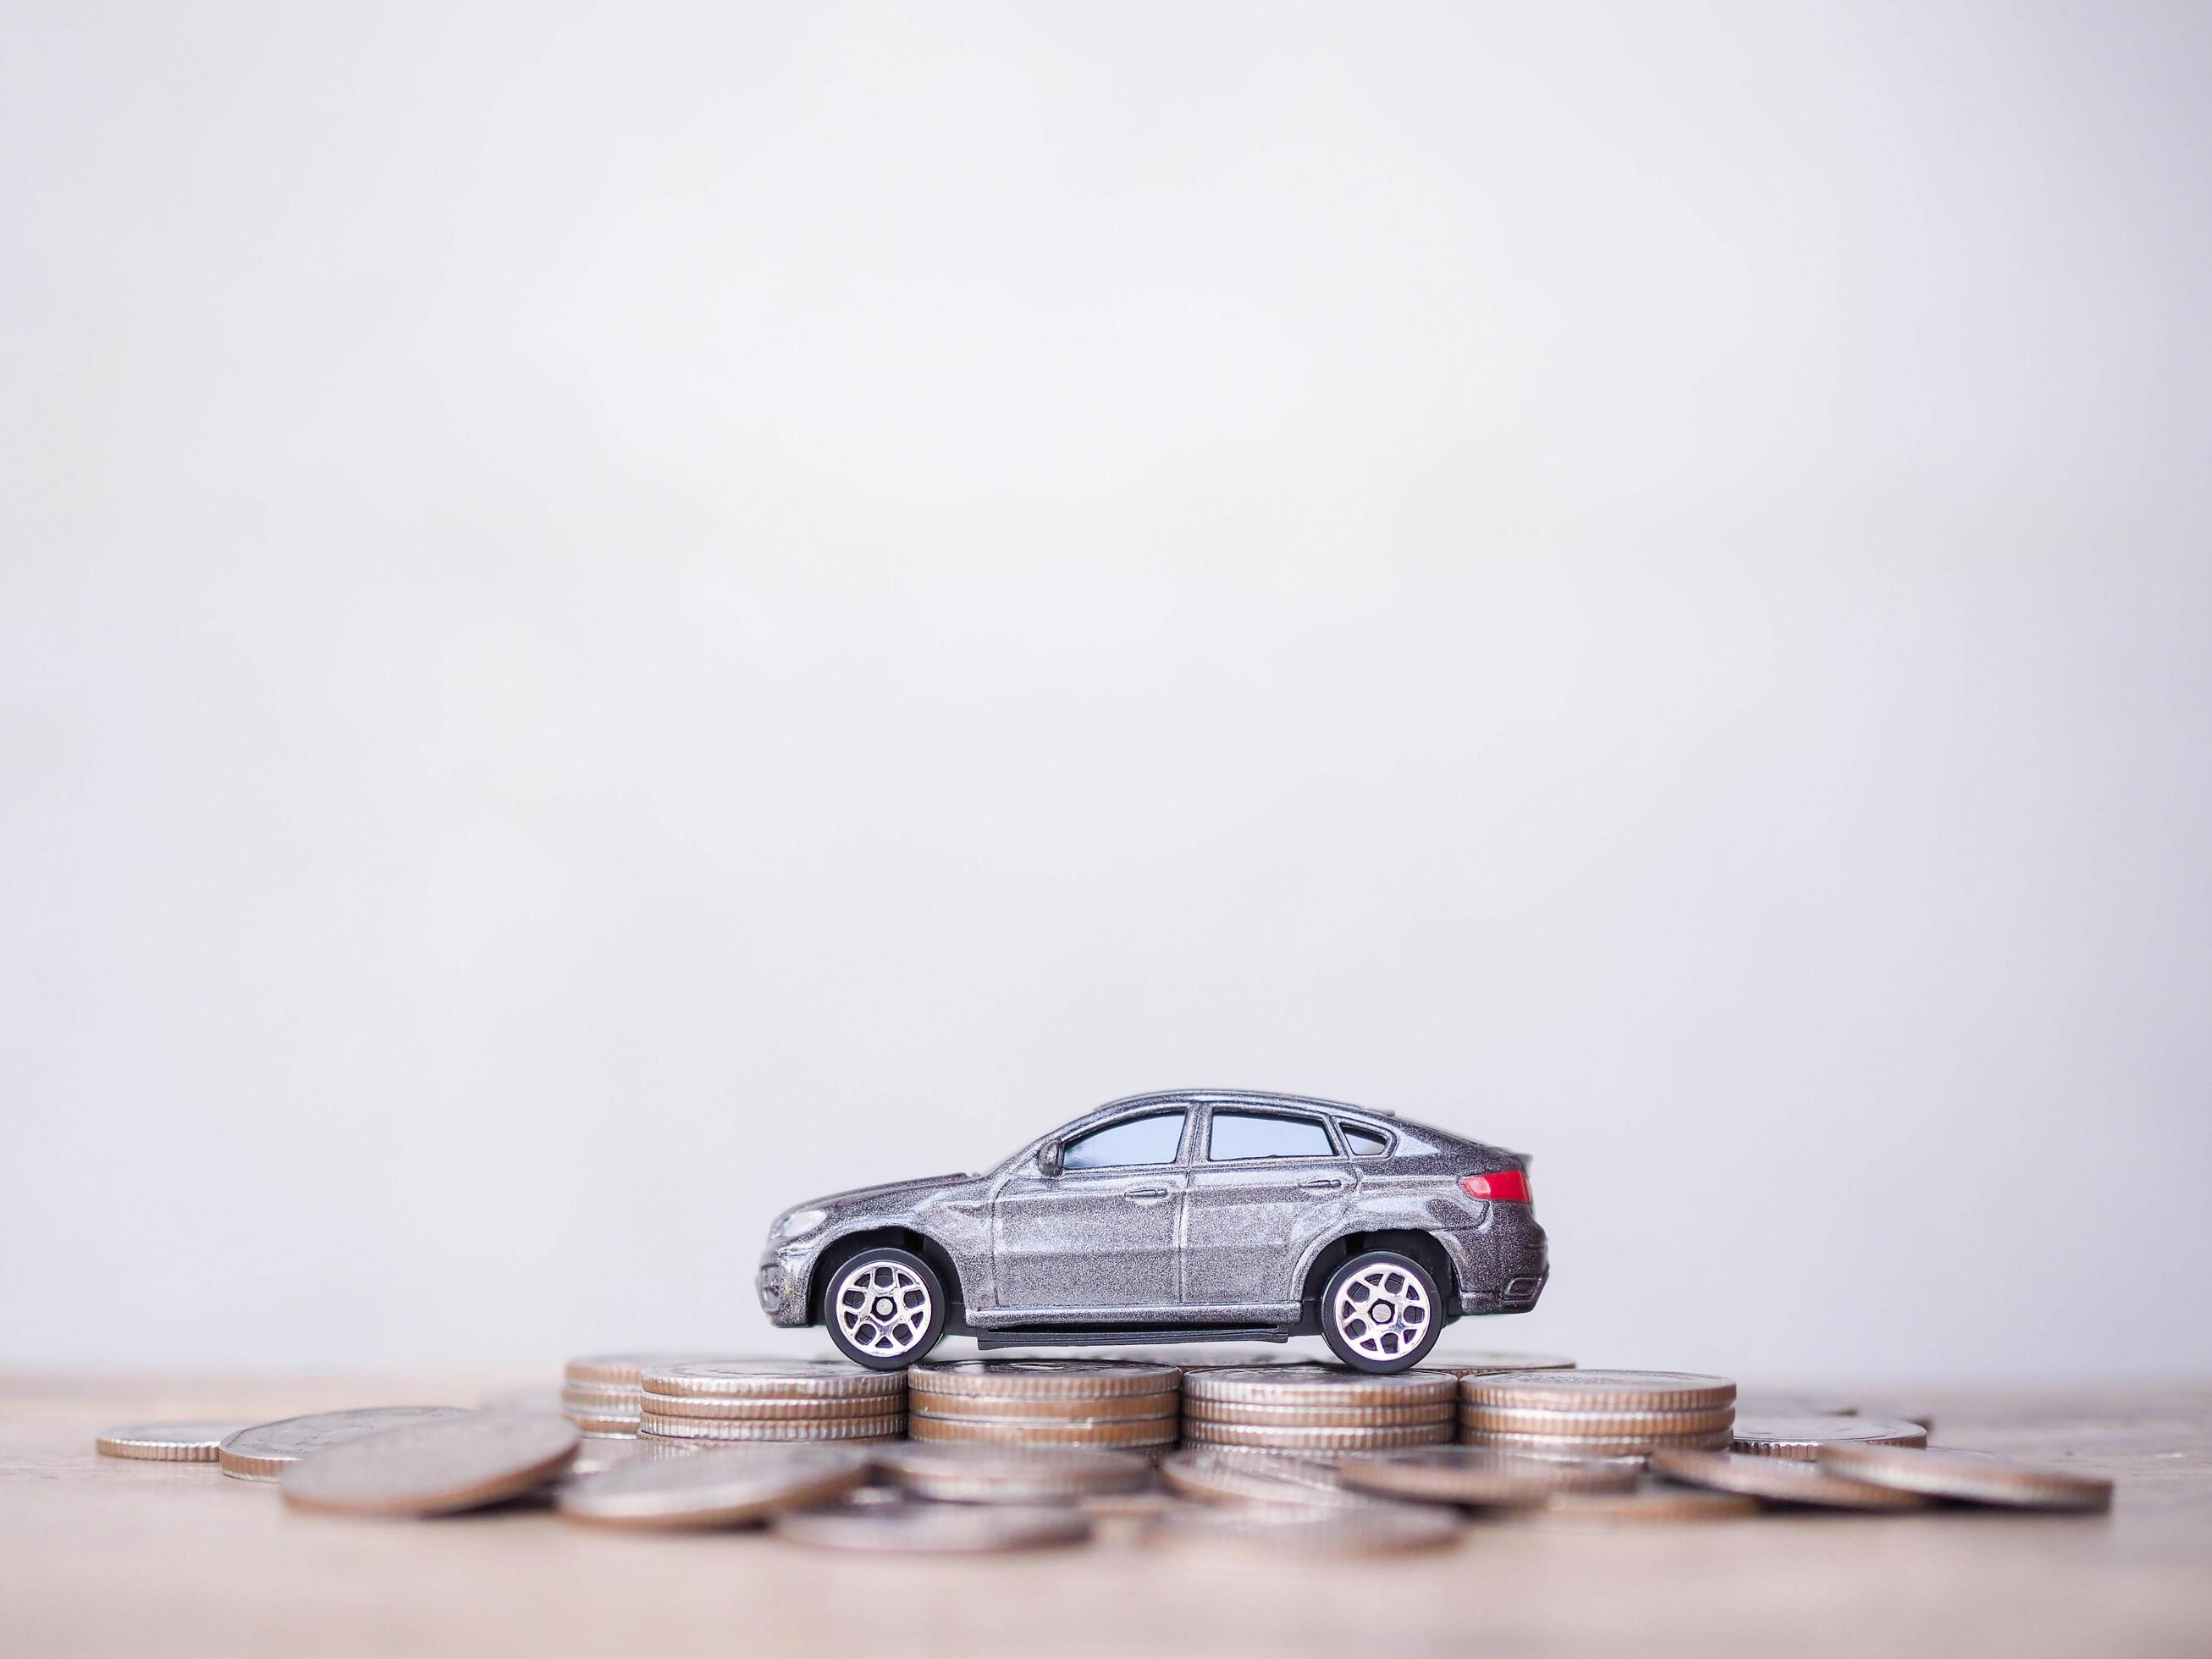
[4,3,2208,1383]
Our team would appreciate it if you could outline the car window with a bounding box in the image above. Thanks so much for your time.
[1340,1124,1391,1157]
[1208,1111,1335,1161]
[1062,1111,1185,1171]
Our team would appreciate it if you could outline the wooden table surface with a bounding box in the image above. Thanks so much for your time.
[3,1372,2207,1657]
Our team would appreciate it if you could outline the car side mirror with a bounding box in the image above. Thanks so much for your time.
[1038,1139,1063,1177]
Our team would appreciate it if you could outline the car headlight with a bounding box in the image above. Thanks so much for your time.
[774,1208,827,1244]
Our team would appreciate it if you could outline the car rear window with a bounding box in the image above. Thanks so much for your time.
[1340,1124,1391,1157]
[1208,1111,1334,1161]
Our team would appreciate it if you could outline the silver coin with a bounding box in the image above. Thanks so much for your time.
[1337,1446,1641,1507]
[641,1361,904,1401]
[96,1421,256,1463]
[1649,1448,1933,1511]
[774,1498,1093,1552]
[559,1444,869,1528]
[638,1413,905,1442]
[1459,1370,1736,1412]
[1159,1449,1383,1509]
[909,1360,1181,1400]
[1730,1415,1927,1460]
[1498,1481,1762,1527]
[565,1352,743,1388]
[1816,1443,2113,1511]
[1185,1365,1457,1407]
[280,1414,580,1516]
[876,1442,1150,1504]
[1424,1352,1576,1374]
[218,1407,474,1482]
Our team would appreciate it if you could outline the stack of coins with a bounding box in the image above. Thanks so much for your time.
[1459,1370,1736,1459]
[1183,1364,1457,1459]
[562,1353,728,1438]
[907,1361,1180,1453]
[637,1361,906,1444]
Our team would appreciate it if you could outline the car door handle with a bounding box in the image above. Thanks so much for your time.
[1123,1184,1172,1204]
[1302,1177,1344,1193]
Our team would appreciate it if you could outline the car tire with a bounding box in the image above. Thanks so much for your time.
[821,1247,948,1370]
[1319,1248,1445,1373]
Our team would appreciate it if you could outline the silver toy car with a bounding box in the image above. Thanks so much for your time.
[757,1089,1547,1373]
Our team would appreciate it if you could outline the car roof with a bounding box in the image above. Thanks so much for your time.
[1097,1089,1399,1122]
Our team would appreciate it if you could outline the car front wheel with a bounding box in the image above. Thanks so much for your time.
[1320,1248,1443,1372]
[822,1247,947,1370]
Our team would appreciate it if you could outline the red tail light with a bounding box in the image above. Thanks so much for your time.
[1461,1171,1531,1204]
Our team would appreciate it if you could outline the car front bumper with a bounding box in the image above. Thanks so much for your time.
[756,1252,808,1327]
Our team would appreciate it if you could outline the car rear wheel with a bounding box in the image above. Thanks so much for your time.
[1320,1248,1443,1372]
[823,1248,946,1370]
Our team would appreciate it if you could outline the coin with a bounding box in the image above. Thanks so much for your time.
[95,1422,255,1463]
[1150,1502,1459,1556]
[909,1360,1181,1400]
[218,1407,474,1483]
[1425,1353,1576,1374]
[1185,1365,1457,1408]
[1459,1370,1736,1412]
[1460,1403,1736,1438]
[906,1389,1179,1422]
[641,1361,903,1401]
[876,1443,1151,1503]
[1729,1415,1927,1460]
[1185,1398,1456,1429]
[1815,1443,2114,1512]
[565,1436,701,1480]
[1498,1482,1762,1526]
[565,1352,740,1388]
[1649,1448,1933,1511]
[639,1413,905,1442]
[1160,1450,1387,1509]
[637,1392,909,1422]
[907,1414,1175,1449]
[558,1444,869,1528]
[1183,1419,1452,1452]
[1463,1427,1735,1458]
[1336,1446,1641,1506]
[280,1414,580,1517]
[774,1498,1093,1552]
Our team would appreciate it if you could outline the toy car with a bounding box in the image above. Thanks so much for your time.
[757,1089,1547,1372]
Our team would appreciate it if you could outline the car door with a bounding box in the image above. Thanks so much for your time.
[990,1107,1191,1312]
[1181,1105,1350,1314]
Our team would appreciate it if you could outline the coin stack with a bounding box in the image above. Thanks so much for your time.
[637,1361,906,1444]
[1183,1364,1457,1459]
[907,1360,1180,1453]
[562,1353,730,1438]
[1459,1369,1736,1459]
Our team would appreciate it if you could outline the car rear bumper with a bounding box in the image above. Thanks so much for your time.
[1437,1205,1548,1315]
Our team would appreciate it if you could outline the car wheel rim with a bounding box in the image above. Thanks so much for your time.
[832,1259,933,1360]
[1332,1259,1431,1363]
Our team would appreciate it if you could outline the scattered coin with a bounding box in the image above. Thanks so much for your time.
[1159,1449,1384,1509]
[280,1414,580,1517]
[1816,1443,2114,1512]
[1649,1448,1933,1511]
[218,1407,474,1483]
[564,1436,701,1480]
[774,1498,1093,1552]
[1183,1419,1452,1452]
[1336,1446,1641,1507]
[95,1422,255,1463]
[1425,1352,1576,1373]
[909,1360,1182,1400]
[1150,1502,1460,1555]
[1460,1403,1736,1439]
[1498,1482,1762,1526]
[1459,1370,1737,1412]
[1185,1365,1457,1408]
[558,1444,869,1529]
[876,1442,1151,1504]
[1730,1415,1927,1460]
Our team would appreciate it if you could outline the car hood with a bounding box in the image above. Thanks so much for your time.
[780,1171,980,1225]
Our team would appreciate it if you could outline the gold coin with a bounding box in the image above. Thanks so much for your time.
[558,1444,868,1529]
[1459,1370,1736,1413]
[1729,1415,1927,1460]
[1184,1365,1456,1408]
[774,1498,1092,1552]
[1424,1353,1576,1374]
[1186,1397,1455,1429]
[639,1414,905,1442]
[1465,1426,1735,1458]
[1460,1403,1735,1438]
[1183,1419,1453,1452]
[1150,1503,1460,1556]
[908,1360,1181,1400]
[1650,1448,1933,1511]
[907,1414,1176,1449]
[218,1407,475,1482]
[1160,1449,1382,1508]
[877,1442,1151,1503]
[636,1392,910,1421]
[1500,1482,1762,1526]
[280,1414,580,1517]
[96,1422,254,1463]
[641,1361,902,1402]
[1816,1443,2113,1511]
[1337,1445,1641,1506]
[905,1389,1178,1422]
